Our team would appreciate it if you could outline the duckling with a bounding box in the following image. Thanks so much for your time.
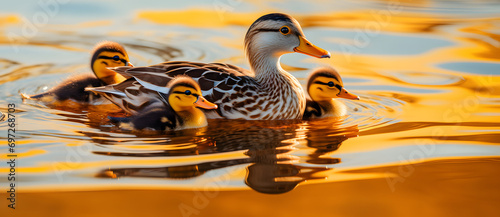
[108,76,218,131]
[303,67,360,119]
[21,41,133,104]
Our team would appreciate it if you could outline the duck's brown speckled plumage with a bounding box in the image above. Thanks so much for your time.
[91,60,304,120]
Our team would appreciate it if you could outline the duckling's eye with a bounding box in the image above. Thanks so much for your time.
[112,55,120,61]
[327,81,334,87]
[280,26,291,35]
[184,90,192,96]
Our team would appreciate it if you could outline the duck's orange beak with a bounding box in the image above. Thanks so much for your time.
[294,36,331,58]
[194,96,218,109]
[337,88,360,100]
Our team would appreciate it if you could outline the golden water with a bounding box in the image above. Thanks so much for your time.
[0,0,499,216]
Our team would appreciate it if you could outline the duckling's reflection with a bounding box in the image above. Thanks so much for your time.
[97,158,251,179]
[82,126,213,157]
[305,118,359,165]
[93,119,359,194]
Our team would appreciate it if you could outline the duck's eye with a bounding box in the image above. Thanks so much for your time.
[184,90,192,96]
[280,26,290,35]
[327,81,335,87]
[112,55,120,61]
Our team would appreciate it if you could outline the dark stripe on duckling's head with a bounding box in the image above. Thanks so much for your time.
[167,76,201,95]
[307,67,343,93]
[166,76,218,111]
[90,41,129,73]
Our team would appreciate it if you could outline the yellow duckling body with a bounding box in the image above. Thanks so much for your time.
[108,76,218,131]
[303,67,360,120]
[22,41,132,105]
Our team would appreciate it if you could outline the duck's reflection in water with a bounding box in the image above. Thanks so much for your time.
[305,118,359,165]
[93,119,359,194]
[245,141,330,194]
[245,119,358,194]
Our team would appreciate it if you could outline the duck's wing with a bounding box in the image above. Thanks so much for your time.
[99,61,263,118]
[115,61,260,102]
[108,66,134,79]
[85,78,166,115]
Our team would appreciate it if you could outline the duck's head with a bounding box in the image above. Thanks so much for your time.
[167,76,218,112]
[90,41,133,85]
[245,13,330,71]
[307,67,360,102]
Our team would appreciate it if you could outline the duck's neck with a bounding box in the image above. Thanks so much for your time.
[250,54,282,82]
[249,53,306,119]
[316,99,347,118]
[94,67,127,85]
[176,108,208,129]
[99,74,126,85]
[250,54,297,90]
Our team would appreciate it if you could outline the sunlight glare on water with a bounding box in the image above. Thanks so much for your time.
[0,0,499,216]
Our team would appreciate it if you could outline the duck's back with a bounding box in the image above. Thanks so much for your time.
[104,61,265,117]
[93,61,304,120]
[115,61,258,97]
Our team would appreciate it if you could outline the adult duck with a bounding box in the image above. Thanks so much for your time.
[22,41,133,104]
[303,67,360,119]
[87,13,330,119]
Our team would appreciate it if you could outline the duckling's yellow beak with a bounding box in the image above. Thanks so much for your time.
[337,88,360,100]
[294,36,331,58]
[194,96,218,109]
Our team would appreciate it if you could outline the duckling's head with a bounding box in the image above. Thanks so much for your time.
[244,13,330,70]
[167,76,218,112]
[90,41,132,85]
[307,67,360,102]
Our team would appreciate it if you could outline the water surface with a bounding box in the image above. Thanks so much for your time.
[1,0,499,216]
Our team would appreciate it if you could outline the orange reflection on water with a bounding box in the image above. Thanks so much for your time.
[0,14,19,27]
[0,2,499,216]
[136,9,264,28]
[0,148,45,160]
